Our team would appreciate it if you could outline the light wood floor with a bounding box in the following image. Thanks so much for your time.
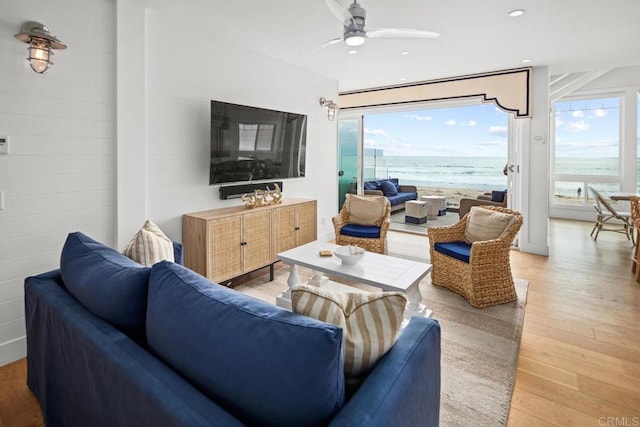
[1,219,639,426]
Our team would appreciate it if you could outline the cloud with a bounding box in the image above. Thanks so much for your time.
[567,120,590,132]
[460,120,477,127]
[406,114,432,121]
[571,110,584,118]
[489,125,508,137]
[364,128,390,138]
[444,119,457,126]
[592,108,608,118]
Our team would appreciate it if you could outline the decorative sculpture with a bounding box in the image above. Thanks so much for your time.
[241,183,282,209]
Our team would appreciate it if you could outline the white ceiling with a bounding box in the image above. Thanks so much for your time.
[145,0,640,92]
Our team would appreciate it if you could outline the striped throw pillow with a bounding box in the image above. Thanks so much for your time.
[291,285,406,382]
[123,220,174,266]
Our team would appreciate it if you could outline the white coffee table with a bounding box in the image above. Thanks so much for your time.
[276,241,432,322]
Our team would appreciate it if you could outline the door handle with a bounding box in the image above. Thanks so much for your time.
[508,165,516,173]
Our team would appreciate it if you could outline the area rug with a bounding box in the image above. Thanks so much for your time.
[234,264,528,427]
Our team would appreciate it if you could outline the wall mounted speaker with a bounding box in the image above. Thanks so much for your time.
[219,181,283,200]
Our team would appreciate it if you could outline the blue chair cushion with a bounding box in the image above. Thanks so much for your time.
[434,241,471,263]
[379,180,399,197]
[491,190,507,203]
[146,261,345,427]
[340,223,381,238]
[60,232,151,342]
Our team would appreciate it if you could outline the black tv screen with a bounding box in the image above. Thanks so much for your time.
[210,100,307,185]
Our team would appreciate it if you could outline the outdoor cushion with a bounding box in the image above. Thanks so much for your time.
[387,192,417,205]
[491,190,507,203]
[60,232,151,342]
[340,224,381,239]
[464,206,515,243]
[434,241,471,263]
[146,261,345,427]
[363,181,379,191]
[379,180,399,197]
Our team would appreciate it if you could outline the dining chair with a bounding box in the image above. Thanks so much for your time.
[629,195,640,280]
[588,186,634,244]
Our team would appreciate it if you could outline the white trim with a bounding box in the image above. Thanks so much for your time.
[0,336,26,367]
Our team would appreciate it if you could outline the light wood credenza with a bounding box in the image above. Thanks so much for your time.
[182,198,317,284]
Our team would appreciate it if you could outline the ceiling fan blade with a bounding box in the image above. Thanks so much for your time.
[367,28,440,39]
[324,0,351,23]
[307,37,343,53]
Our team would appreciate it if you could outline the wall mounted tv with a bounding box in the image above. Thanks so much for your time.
[210,100,307,185]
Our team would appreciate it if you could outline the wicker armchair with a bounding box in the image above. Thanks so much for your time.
[427,206,523,308]
[333,195,391,254]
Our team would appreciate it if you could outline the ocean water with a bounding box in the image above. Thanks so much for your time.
[364,156,508,191]
[363,156,624,195]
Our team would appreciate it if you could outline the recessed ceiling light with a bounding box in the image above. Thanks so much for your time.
[508,9,525,17]
[522,58,532,63]
[348,49,358,54]
[400,77,407,81]
[401,51,409,55]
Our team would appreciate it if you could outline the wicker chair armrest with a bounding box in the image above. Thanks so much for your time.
[427,219,467,243]
[364,190,384,196]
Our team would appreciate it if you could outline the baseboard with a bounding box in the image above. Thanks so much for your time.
[519,242,549,256]
[0,336,26,367]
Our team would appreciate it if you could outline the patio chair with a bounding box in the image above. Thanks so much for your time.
[428,206,523,308]
[458,190,507,218]
[589,186,634,244]
[332,194,391,254]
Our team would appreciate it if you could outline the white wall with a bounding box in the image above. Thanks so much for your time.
[0,0,116,366]
[0,0,338,366]
[115,7,339,247]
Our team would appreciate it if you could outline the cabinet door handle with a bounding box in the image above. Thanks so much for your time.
[294,226,300,231]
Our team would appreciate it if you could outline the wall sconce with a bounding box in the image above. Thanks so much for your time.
[15,21,67,74]
[319,97,338,121]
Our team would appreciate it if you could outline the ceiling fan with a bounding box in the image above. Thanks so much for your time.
[322,0,440,48]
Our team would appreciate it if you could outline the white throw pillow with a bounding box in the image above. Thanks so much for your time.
[346,194,387,226]
[464,207,515,243]
[123,220,175,266]
[291,284,406,383]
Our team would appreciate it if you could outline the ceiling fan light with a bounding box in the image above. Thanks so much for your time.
[345,35,365,46]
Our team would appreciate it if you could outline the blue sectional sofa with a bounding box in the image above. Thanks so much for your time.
[25,231,441,427]
[363,178,418,212]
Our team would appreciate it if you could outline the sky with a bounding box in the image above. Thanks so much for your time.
[363,103,508,157]
[359,94,636,158]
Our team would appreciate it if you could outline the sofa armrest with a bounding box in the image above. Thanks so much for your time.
[329,317,441,427]
[364,190,384,196]
[398,185,417,193]
[172,241,183,265]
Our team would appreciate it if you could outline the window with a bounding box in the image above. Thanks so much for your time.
[552,95,621,204]
[239,123,275,151]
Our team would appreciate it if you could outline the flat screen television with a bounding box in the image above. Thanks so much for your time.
[209,100,307,185]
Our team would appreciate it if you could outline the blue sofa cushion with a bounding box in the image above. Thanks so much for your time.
[434,241,471,263]
[340,223,381,238]
[60,232,150,342]
[146,262,345,427]
[379,180,398,197]
[387,192,417,206]
[363,181,379,191]
[491,190,507,203]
